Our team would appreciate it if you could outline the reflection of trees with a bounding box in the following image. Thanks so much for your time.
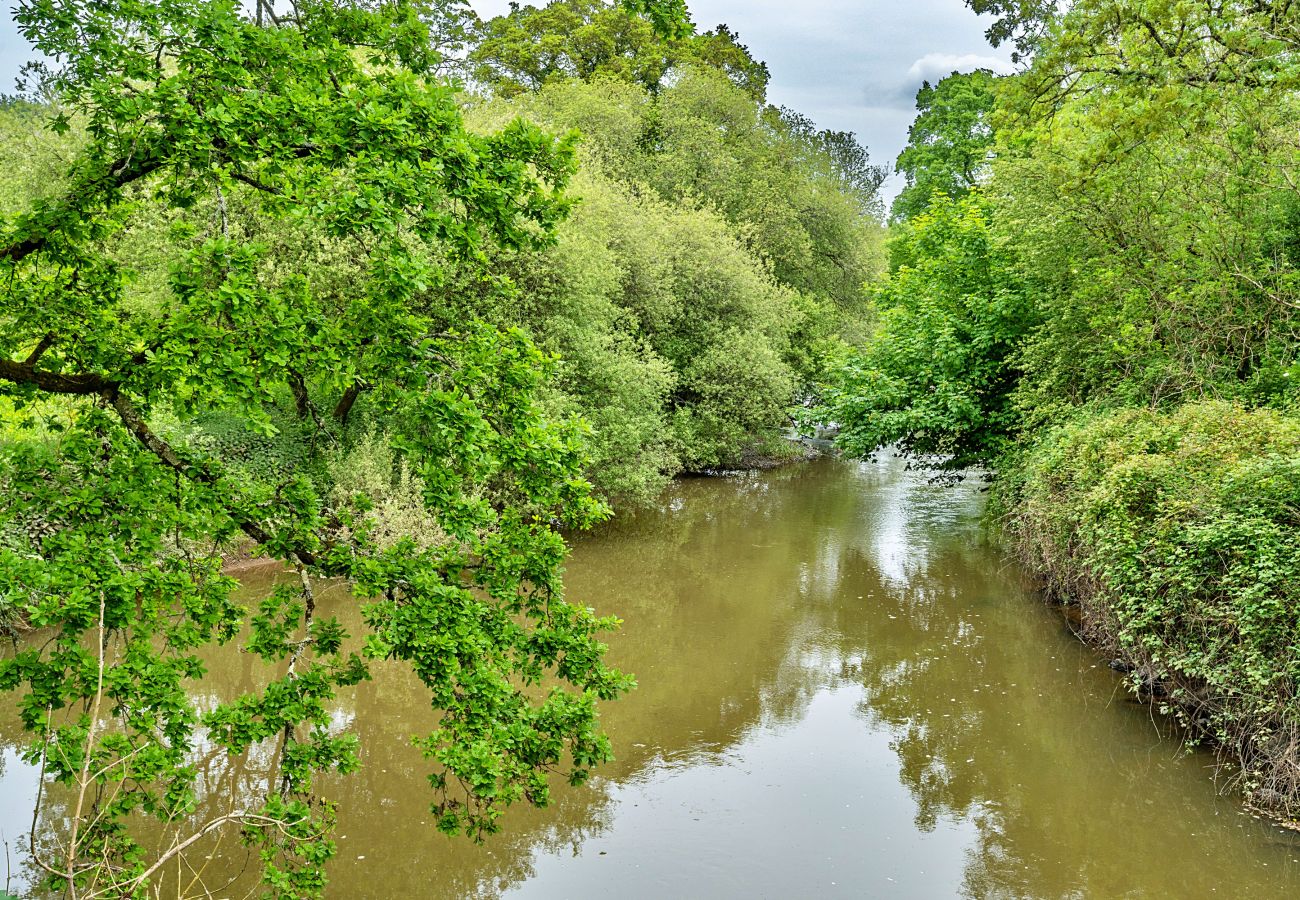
[218,458,1300,897]
[296,461,891,897]
[0,688,280,897]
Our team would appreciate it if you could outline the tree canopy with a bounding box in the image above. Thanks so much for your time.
[0,0,702,893]
[891,70,997,223]
[456,67,884,495]
[469,0,769,100]
[823,194,1033,469]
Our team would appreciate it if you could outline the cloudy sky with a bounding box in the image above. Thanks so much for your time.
[0,0,1013,197]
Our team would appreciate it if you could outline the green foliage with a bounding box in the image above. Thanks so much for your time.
[639,69,885,309]
[1002,402,1300,814]
[620,0,692,39]
[999,0,1300,118]
[456,67,883,487]
[963,0,1055,62]
[470,66,885,318]
[0,0,645,894]
[890,0,1300,820]
[0,99,81,218]
[0,0,867,888]
[174,408,315,485]
[985,8,1300,428]
[326,429,449,550]
[471,0,675,96]
[435,159,806,487]
[670,328,797,471]
[891,70,998,223]
[688,24,771,103]
[469,0,768,100]
[823,194,1034,469]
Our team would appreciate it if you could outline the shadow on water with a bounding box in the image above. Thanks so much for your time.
[1,454,1298,897]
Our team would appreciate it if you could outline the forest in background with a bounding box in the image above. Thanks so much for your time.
[823,0,1300,824]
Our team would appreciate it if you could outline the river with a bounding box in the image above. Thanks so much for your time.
[2,454,1299,897]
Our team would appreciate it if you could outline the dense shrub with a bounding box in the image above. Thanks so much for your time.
[1001,402,1300,814]
[437,164,805,492]
[456,73,882,495]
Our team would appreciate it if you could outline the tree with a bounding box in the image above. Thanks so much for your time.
[0,0,697,893]
[777,107,887,213]
[470,0,674,95]
[459,68,885,471]
[992,1,1300,123]
[640,68,884,319]
[682,23,770,102]
[822,194,1034,469]
[469,0,768,101]
[963,0,1057,63]
[942,0,1300,821]
[891,70,998,223]
[985,0,1300,423]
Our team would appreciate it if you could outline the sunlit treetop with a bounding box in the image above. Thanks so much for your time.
[469,0,767,101]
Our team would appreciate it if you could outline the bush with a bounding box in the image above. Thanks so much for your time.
[1002,401,1300,815]
[327,430,448,551]
[433,143,811,494]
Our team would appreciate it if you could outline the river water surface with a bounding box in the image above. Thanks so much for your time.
[3,455,1299,897]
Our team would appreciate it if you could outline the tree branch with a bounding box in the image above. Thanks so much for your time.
[230,170,285,196]
[0,353,337,569]
[23,333,57,366]
[0,150,166,265]
[287,369,311,419]
[333,382,364,425]
[0,358,115,395]
[104,388,322,567]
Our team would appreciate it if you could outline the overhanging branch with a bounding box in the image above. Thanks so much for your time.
[0,149,166,265]
[0,358,115,395]
[103,387,320,564]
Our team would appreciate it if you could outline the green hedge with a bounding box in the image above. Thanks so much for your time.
[1001,401,1300,815]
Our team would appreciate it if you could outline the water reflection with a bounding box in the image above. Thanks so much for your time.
[1,455,1298,897]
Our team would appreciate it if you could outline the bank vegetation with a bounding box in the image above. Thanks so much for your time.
[823,1,1300,822]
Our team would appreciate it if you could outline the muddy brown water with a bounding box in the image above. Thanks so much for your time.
[2,454,1299,897]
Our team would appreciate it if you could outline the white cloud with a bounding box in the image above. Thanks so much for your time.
[905,52,1016,84]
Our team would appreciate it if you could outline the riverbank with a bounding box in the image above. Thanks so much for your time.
[681,434,826,476]
[216,435,830,574]
[996,401,1300,825]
